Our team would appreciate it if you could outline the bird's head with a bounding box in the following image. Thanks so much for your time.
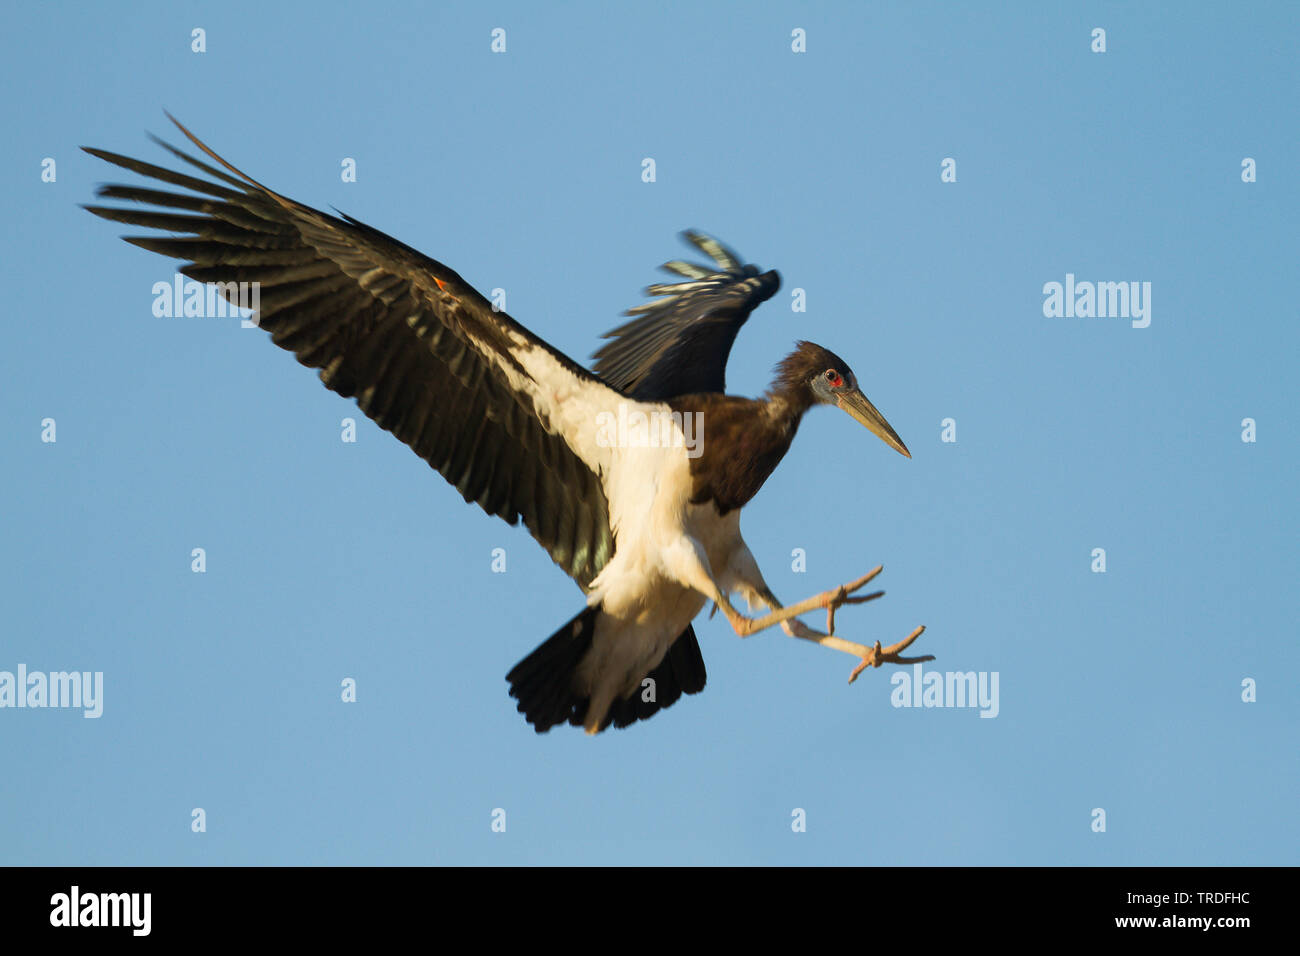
[775,341,911,458]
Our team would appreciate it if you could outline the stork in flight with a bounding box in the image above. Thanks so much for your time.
[83,117,931,735]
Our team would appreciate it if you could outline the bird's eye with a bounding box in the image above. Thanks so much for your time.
[824,369,843,388]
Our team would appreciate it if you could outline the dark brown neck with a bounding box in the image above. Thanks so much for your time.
[670,388,812,515]
[764,376,816,425]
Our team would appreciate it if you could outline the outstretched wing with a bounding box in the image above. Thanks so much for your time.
[83,117,616,588]
[592,230,780,400]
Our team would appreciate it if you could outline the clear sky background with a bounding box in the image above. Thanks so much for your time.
[2,1,1296,865]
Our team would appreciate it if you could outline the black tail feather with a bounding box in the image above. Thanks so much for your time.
[506,607,707,734]
[606,623,707,729]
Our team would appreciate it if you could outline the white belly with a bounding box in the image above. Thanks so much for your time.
[577,439,741,703]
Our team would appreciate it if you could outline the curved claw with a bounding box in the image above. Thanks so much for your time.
[825,588,884,635]
[847,626,931,683]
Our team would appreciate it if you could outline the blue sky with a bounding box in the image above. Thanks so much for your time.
[1,0,1296,865]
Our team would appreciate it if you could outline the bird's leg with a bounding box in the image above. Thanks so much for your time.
[726,548,932,681]
[724,566,885,637]
[725,545,877,637]
[747,585,931,681]
[664,534,754,631]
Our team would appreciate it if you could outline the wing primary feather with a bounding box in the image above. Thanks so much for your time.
[83,121,619,588]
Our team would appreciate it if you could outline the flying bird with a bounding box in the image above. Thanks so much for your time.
[83,117,930,735]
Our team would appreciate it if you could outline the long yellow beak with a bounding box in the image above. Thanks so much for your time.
[837,389,911,458]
